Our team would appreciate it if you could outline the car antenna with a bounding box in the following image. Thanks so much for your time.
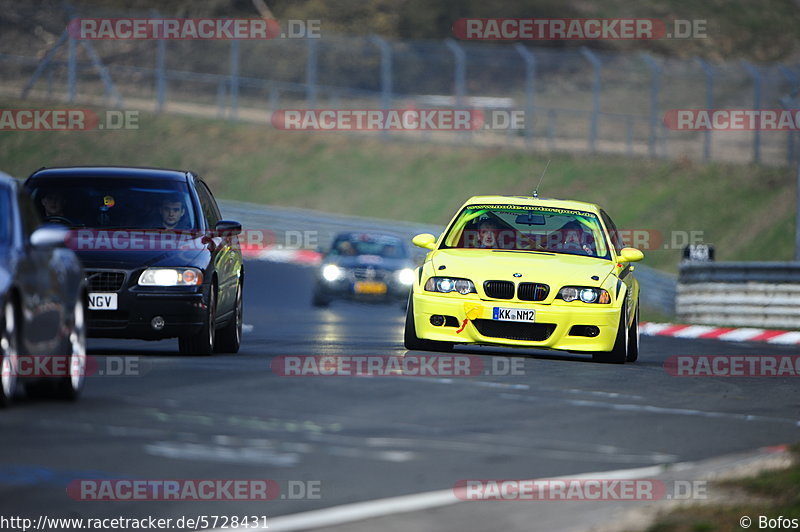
[532,159,551,198]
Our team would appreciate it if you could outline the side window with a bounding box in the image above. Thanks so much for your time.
[195,181,220,228]
[17,187,41,239]
[600,210,624,254]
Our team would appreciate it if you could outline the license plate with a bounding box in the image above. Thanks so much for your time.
[88,293,118,310]
[493,307,535,322]
[354,281,387,295]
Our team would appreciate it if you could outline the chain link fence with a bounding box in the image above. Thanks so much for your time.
[1,3,798,166]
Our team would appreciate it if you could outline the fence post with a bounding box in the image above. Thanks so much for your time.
[216,79,227,119]
[779,65,798,166]
[514,43,536,145]
[695,58,714,162]
[741,60,762,164]
[229,39,240,121]
[306,38,318,109]
[580,47,601,153]
[67,32,76,102]
[444,39,466,107]
[369,35,393,139]
[640,53,661,158]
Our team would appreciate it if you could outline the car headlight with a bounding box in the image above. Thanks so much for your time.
[557,286,610,304]
[138,268,203,286]
[424,277,476,295]
[322,264,344,282]
[396,268,416,285]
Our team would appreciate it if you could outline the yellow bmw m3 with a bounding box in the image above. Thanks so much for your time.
[404,195,644,363]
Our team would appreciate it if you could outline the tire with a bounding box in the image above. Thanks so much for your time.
[403,297,452,352]
[214,282,242,354]
[54,297,87,401]
[592,307,628,364]
[626,302,640,363]
[0,299,19,407]
[179,285,216,355]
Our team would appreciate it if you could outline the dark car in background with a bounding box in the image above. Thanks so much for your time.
[0,173,86,406]
[25,167,244,355]
[312,232,416,307]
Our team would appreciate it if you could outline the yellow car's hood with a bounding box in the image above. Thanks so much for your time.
[429,249,616,287]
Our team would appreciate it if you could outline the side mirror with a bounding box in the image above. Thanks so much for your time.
[215,220,242,236]
[412,233,437,251]
[618,247,644,263]
[30,225,69,248]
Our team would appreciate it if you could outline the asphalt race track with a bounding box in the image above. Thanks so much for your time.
[1,260,798,528]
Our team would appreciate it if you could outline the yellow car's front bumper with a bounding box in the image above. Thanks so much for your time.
[412,292,622,352]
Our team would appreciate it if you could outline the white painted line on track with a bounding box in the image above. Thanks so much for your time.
[207,464,665,532]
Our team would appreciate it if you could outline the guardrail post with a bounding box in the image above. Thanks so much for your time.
[229,39,240,121]
[306,38,318,109]
[580,47,601,153]
[796,162,800,261]
[779,65,798,166]
[640,53,661,158]
[741,60,762,164]
[514,43,536,145]
[694,58,715,162]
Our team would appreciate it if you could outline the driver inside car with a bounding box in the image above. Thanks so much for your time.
[40,190,68,222]
[158,195,189,230]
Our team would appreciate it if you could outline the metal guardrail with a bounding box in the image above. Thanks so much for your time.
[220,200,677,316]
[677,262,800,328]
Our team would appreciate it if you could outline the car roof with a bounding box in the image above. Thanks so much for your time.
[460,195,602,214]
[27,166,192,182]
[335,231,404,241]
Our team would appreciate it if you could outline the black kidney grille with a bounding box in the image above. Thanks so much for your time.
[484,281,515,299]
[472,320,556,341]
[85,271,126,292]
[517,282,549,301]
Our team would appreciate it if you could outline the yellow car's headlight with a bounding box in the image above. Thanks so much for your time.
[557,286,610,304]
[424,277,476,295]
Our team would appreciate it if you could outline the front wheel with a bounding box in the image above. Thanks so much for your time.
[215,282,242,354]
[592,307,628,364]
[179,286,216,355]
[0,299,19,407]
[54,298,87,401]
[403,297,452,352]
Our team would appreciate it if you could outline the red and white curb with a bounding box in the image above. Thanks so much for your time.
[642,322,800,345]
[241,246,321,266]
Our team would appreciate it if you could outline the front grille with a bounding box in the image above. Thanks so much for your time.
[352,267,389,281]
[484,280,515,299]
[85,270,126,292]
[518,282,549,301]
[472,320,556,341]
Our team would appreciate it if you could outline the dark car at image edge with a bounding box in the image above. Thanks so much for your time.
[24,166,244,355]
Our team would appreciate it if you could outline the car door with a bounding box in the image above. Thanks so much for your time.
[194,179,238,319]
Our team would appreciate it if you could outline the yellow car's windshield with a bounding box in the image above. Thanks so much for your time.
[441,204,611,259]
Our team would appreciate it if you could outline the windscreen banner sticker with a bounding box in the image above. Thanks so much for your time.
[466,204,595,217]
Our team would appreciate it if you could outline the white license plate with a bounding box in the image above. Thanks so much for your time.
[88,293,118,310]
[493,307,535,322]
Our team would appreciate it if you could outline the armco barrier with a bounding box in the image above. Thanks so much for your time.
[677,262,800,328]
